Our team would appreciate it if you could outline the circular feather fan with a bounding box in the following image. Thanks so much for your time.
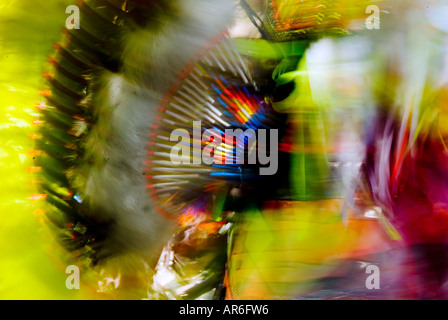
[146,32,282,218]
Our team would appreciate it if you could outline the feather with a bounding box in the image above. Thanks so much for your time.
[39,0,239,264]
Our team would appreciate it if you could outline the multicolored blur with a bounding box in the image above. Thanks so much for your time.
[2,0,448,300]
